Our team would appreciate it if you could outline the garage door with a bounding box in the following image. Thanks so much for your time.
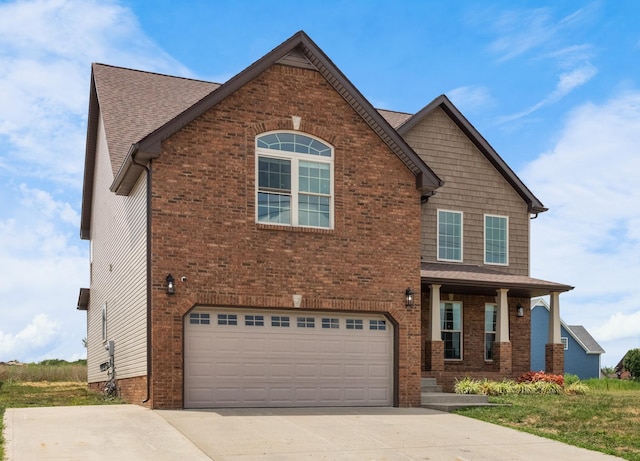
[184,308,394,408]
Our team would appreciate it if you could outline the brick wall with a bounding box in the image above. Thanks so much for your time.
[422,293,531,391]
[88,375,148,405]
[148,64,423,408]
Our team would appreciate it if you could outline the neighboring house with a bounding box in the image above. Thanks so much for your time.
[77,31,573,409]
[531,298,605,379]
[615,354,632,379]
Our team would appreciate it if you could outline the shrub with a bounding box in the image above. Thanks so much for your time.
[454,377,483,394]
[564,373,580,386]
[517,371,564,387]
[565,382,589,395]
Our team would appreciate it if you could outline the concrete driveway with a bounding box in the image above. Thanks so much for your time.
[4,405,624,460]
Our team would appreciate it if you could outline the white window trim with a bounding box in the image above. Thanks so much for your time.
[255,131,334,229]
[437,209,463,262]
[441,301,463,361]
[561,337,569,350]
[484,214,509,266]
[484,303,497,361]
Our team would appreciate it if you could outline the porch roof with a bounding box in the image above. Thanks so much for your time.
[421,262,573,298]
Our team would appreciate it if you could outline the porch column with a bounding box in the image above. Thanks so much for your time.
[545,291,564,374]
[425,284,444,372]
[429,284,441,341]
[495,288,509,342]
[493,288,512,373]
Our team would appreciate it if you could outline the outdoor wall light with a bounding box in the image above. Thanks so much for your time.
[166,274,175,295]
[517,304,524,317]
[405,288,414,307]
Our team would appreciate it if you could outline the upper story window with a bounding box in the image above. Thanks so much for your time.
[485,215,508,265]
[438,210,463,262]
[256,132,333,229]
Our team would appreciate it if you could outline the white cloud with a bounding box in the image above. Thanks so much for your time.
[498,64,597,123]
[0,0,192,186]
[0,314,62,359]
[0,0,193,362]
[447,86,494,115]
[523,90,640,365]
[486,5,596,63]
[591,310,640,342]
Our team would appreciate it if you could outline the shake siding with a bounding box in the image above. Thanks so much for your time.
[87,111,147,383]
[403,108,530,275]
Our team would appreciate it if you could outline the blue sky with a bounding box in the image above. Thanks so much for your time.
[0,0,638,367]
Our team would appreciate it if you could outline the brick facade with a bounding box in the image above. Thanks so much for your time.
[423,294,531,391]
[148,64,423,408]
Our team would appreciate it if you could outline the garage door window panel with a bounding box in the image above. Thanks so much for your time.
[218,314,237,325]
[297,317,315,328]
[245,315,264,326]
[272,315,290,327]
[190,313,210,325]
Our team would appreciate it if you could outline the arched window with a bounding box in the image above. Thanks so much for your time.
[256,132,333,228]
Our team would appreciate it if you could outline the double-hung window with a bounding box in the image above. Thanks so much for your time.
[256,132,333,228]
[484,304,497,361]
[440,302,462,360]
[438,210,462,262]
[485,214,508,265]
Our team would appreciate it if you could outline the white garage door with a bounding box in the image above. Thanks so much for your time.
[184,308,394,408]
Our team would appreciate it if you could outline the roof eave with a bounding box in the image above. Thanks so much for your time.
[115,31,442,196]
[79,68,100,240]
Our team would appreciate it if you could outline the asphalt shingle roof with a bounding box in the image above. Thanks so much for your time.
[566,325,606,354]
[92,63,220,175]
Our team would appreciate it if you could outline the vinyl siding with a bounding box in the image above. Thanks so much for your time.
[87,111,147,383]
[402,107,530,275]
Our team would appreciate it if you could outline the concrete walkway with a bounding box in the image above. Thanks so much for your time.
[4,405,624,460]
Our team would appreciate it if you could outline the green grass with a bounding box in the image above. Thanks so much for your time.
[456,379,640,461]
[0,361,122,460]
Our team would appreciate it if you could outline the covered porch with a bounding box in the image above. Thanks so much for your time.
[420,263,573,390]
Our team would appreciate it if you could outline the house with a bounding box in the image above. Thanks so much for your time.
[77,31,573,409]
[531,298,604,379]
[615,353,632,379]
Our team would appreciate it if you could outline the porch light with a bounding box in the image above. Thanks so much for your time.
[517,304,524,317]
[405,288,414,307]
[166,274,175,295]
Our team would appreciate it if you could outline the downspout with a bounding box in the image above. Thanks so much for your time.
[132,152,153,404]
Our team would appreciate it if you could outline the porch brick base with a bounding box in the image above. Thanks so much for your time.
[492,342,512,374]
[545,343,565,375]
[425,340,444,372]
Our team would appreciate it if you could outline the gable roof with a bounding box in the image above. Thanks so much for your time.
[80,65,219,238]
[531,298,605,355]
[396,94,547,214]
[81,31,442,239]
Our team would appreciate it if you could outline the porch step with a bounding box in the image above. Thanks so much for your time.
[421,392,498,412]
[421,377,442,393]
[420,378,500,412]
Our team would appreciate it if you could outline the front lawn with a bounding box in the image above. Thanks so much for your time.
[456,379,640,461]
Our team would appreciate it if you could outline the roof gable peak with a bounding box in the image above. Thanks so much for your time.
[398,94,547,214]
[111,30,442,195]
